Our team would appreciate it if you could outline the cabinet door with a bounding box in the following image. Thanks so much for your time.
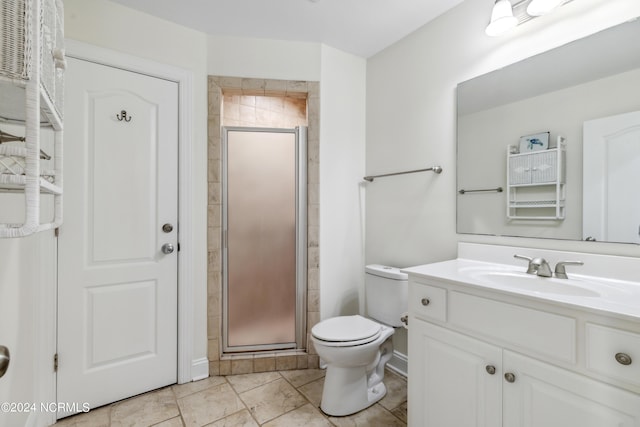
[509,155,532,185]
[529,150,557,184]
[503,351,640,427]
[409,320,502,427]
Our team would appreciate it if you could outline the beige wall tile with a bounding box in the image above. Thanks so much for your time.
[308,268,319,290]
[208,361,219,376]
[241,78,266,93]
[286,80,308,94]
[264,79,287,93]
[208,338,219,361]
[219,360,232,376]
[231,358,254,375]
[253,355,276,373]
[275,355,297,371]
[308,355,320,369]
[308,247,319,269]
[296,355,309,370]
[307,290,320,312]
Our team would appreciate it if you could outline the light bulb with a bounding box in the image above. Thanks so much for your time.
[485,0,518,37]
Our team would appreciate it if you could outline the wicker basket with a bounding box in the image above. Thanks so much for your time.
[0,142,55,183]
[0,0,32,81]
[0,0,64,117]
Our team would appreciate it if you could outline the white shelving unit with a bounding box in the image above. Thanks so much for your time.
[0,0,64,238]
[506,138,566,220]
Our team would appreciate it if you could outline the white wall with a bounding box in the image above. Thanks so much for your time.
[318,45,367,319]
[366,0,640,358]
[63,0,210,377]
[207,36,321,82]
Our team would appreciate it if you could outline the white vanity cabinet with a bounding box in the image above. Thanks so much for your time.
[407,276,640,427]
[410,318,502,426]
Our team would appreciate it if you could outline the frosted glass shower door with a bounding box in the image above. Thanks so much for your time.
[223,127,306,352]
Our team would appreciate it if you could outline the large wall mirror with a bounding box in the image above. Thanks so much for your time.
[457,18,640,244]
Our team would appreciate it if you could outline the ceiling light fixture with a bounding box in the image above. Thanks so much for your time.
[485,0,518,37]
[526,0,564,16]
[486,0,572,37]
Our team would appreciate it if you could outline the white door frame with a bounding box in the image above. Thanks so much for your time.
[63,40,196,385]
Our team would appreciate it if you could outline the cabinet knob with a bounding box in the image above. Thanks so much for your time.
[421,298,430,306]
[485,365,496,375]
[615,353,632,366]
[504,372,516,383]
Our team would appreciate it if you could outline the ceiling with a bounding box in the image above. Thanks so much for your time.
[109,0,465,58]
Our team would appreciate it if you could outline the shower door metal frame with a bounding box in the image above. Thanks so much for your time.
[221,126,307,354]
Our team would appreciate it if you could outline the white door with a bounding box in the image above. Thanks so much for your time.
[583,111,640,243]
[503,351,640,427]
[408,320,502,427]
[57,57,178,417]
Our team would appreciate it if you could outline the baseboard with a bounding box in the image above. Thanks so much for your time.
[386,350,407,377]
[190,357,210,382]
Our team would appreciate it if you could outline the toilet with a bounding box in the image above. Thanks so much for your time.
[311,264,408,416]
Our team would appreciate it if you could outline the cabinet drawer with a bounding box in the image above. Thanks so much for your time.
[586,323,640,388]
[409,281,446,322]
[449,291,576,363]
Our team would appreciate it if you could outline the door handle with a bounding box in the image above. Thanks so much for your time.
[161,243,174,254]
[0,346,10,378]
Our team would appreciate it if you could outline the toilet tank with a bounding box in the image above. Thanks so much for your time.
[365,264,408,327]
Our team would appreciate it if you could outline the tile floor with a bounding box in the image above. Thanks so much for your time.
[54,368,407,427]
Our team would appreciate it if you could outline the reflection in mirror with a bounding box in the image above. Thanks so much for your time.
[583,111,640,244]
[456,18,640,244]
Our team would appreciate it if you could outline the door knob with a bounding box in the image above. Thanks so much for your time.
[0,346,10,378]
[161,243,174,254]
[504,372,516,383]
[485,365,496,375]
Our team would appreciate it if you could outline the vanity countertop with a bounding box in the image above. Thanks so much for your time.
[403,258,640,322]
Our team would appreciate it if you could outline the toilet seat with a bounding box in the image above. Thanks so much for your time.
[311,315,382,347]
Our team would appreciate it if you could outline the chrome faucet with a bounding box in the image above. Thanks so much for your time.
[554,261,584,279]
[514,254,553,277]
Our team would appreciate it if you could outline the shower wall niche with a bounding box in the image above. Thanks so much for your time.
[207,77,320,375]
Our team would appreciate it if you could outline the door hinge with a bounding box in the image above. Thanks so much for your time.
[54,227,59,237]
[54,353,58,372]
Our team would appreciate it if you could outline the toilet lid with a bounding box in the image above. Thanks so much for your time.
[311,315,381,343]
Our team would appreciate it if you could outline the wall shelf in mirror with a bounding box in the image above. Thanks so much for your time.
[506,138,566,220]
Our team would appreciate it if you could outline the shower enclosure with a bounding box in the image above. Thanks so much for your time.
[222,126,307,353]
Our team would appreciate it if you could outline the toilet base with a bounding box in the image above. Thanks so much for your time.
[320,365,388,416]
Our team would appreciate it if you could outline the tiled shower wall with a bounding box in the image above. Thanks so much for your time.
[207,76,320,376]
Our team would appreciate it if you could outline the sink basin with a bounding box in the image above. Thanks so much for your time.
[466,270,602,297]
